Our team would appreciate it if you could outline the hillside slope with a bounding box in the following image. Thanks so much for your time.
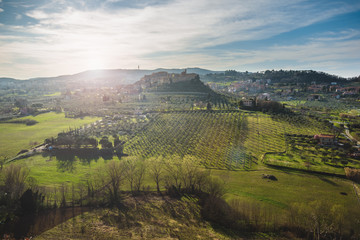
[35,195,235,240]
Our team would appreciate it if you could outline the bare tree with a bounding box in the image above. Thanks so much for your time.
[163,155,183,191]
[133,160,146,192]
[4,164,30,199]
[125,157,146,192]
[60,183,68,207]
[0,155,8,170]
[77,182,86,206]
[289,200,344,240]
[104,160,127,204]
[180,155,203,192]
[148,156,165,193]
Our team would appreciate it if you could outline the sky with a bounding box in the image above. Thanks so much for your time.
[0,0,360,79]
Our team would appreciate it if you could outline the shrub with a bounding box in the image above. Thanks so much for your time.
[344,167,360,183]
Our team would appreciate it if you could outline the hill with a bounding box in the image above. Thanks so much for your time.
[34,194,235,240]
[135,70,215,93]
[0,68,222,94]
[2,68,357,93]
[202,69,352,84]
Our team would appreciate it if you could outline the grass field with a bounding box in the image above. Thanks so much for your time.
[213,167,360,232]
[10,153,360,220]
[0,112,101,158]
[214,168,357,210]
[10,155,113,187]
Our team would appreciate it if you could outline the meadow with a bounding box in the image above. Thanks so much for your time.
[0,112,101,158]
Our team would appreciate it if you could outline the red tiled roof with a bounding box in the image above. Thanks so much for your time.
[319,134,335,138]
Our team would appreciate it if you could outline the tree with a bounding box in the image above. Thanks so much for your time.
[125,157,146,192]
[14,98,28,108]
[85,137,98,148]
[4,164,30,199]
[206,102,212,111]
[180,155,202,192]
[104,160,127,204]
[20,188,44,213]
[0,155,8,170]
[289,200,344,240]
[163,155,183,192]
[99,136,112,149]
[114,137,125,156]
[148,156,165,193]
[56,134,74,148]
[163,155,210,194]
[204,176,226,199]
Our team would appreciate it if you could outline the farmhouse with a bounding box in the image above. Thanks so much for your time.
[241,98,256,107]
[307,94,321,101]
[314,134,337,146]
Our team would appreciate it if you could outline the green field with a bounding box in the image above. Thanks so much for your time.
[0,112,101,158]
[8,154,360,235]
[10,155,113,187]
[9,153,360,219]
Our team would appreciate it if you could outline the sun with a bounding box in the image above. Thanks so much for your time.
[85,54,107,70]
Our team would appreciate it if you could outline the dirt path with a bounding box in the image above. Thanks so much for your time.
[345,128,360,145]
[353,182,360,205]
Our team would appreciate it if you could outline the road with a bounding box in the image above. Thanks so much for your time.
[344,126,360,145]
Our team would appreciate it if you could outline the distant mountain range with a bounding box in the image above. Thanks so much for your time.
[0,68,222,86]
[1,68,358,92]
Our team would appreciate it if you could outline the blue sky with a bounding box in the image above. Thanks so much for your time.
[0,0,359,79]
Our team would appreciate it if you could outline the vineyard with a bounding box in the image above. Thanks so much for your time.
[123,111,331,170]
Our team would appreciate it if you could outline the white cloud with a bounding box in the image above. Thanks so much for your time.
[0,8,4,13]
[1,0,360,78]
[310,29,360,42]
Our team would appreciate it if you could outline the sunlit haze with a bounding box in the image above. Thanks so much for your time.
[0,0,360,79]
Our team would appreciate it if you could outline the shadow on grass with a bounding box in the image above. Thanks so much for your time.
[42,149,125,172]
[318,176,339,186]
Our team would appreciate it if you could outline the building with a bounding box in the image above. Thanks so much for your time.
[307,94,321,101]
[241,97,256,107]
[314,134,336,146]
[139,70,199,89]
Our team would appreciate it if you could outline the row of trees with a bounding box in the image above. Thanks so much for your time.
[0,155,220,211]
[46,133,125,152]
[93,155,218,204]
[205,69,347,84]
[239,99,289,114]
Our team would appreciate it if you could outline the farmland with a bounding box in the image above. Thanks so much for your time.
[124,111,334,170]
[4,109,356,188]
[0,112,101,158]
